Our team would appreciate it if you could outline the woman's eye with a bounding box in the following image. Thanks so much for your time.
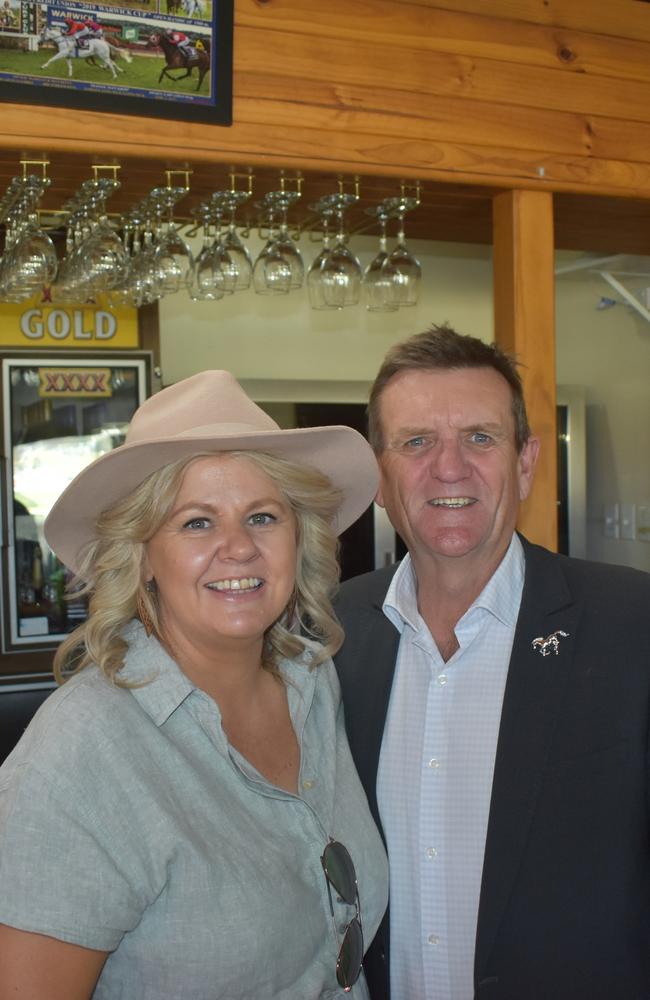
[249,512,276,526]
[184,517,210,530]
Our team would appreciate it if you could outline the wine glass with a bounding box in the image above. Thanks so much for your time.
[309,193,361,309]
[253,204,292,296]
[151,186,194,297]
[307,206,339,311]
[363,205,399,312]
[253,188,304,295]
[0,177,58,301]
[382,196,422,307]
[186,204,227,301]
[219,190,253,291]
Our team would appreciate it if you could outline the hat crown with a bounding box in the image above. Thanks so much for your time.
[126,370,279,445]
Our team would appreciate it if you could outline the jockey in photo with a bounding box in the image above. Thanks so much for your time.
[164,28,193,64]
[63,16,91,50]
[83,18,103,39]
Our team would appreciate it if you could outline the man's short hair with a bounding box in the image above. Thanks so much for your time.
[368,323,531,453]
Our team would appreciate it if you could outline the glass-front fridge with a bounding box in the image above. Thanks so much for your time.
[1,354,151,654]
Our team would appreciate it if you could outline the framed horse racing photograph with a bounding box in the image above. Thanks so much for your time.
[0,0,232,124]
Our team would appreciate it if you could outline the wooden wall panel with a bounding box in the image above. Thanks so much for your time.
[1,0,650,199]
[426,0,650,42]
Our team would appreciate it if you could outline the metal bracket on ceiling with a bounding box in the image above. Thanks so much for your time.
[555,253,650,325]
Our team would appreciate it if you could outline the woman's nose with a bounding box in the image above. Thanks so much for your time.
[217,524,258,561]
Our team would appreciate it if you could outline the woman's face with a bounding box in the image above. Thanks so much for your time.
[144,454,297,654]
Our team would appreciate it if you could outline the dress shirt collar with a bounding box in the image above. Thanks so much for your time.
[383,533,525,635]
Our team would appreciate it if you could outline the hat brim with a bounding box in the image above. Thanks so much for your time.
[44,424,379,575]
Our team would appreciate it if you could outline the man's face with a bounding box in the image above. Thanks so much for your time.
[375,366,539,577]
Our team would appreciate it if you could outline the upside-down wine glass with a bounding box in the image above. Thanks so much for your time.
[307,205,338,311]
[186,203,227,301]
[309,193,361,309]
[363,204,399,312]
[252,201,292,296]
[219,190,253,291]
[152,186,194,297]
[382,195,421,307]
[0,176,58,302]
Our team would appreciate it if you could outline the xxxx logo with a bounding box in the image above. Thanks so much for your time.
[39,368,113,398]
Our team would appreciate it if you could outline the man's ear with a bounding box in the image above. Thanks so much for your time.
[518,435,540,501]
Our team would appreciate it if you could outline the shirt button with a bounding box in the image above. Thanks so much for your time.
[302,779,314,790]
[428,934,440,946]
[437,674,448,686]
[426,847,438,859]
[428,758,440,769]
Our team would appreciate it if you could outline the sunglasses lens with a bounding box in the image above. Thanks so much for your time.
[323,841,357,904]
[336,916,364,991]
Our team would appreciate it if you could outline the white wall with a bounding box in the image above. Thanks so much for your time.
[556,267,650,572]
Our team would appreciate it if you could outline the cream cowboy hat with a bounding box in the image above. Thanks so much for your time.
[44,370,378,574]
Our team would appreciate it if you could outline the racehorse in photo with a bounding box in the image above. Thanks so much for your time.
[148,31,210,92]
[182,0,205,18]
[39,27,132,78]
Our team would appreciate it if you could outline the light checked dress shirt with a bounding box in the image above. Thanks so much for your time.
[0,621,388,1000]
[377,535,525,1000]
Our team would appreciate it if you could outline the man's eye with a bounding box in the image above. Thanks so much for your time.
[403,436,426,449]
[469,432,493,445]
[249,512,276,526]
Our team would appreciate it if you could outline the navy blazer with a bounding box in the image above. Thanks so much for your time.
[334,537,650,1000]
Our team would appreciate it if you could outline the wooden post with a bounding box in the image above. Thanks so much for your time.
[493,189,557,551]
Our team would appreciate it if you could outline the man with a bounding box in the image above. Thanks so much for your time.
[334,324,650,1000]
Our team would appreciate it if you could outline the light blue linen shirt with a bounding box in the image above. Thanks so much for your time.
[0,622,388,999]
[377,535,525,1000]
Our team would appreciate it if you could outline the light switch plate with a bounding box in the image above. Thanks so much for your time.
[604,503,620,539]
[620,503,636,541]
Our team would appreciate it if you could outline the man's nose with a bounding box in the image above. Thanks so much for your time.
[430,437,470,481]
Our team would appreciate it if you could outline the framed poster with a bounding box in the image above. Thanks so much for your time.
[0,0,232,123]
[0,352,151,652]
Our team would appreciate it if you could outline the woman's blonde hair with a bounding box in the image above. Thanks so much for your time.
[53,451,344,684]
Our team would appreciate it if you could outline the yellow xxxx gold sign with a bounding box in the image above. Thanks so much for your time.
[0,295,138,349]
[39,368,113,399]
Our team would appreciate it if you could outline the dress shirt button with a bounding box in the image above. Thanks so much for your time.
[302,779,314,790]
[428,934,440,946]
[426,846,438,859]
[437,673,448,686]
[428,757,440,769]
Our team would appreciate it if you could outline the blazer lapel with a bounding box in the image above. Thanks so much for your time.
[335,567,400,834]
[475,539,582,978]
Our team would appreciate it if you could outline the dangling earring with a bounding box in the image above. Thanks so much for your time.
[138,580,156,638]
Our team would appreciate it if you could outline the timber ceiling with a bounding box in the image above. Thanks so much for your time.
[1,151,650,257]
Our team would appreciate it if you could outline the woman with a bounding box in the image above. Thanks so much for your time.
[0,371,388,999]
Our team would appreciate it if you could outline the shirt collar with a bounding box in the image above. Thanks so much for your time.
[118,621,319,729]
[119,621,196,726]
[383,533,525,633]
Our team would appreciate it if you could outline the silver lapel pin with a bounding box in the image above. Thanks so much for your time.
[531,630,569,656]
